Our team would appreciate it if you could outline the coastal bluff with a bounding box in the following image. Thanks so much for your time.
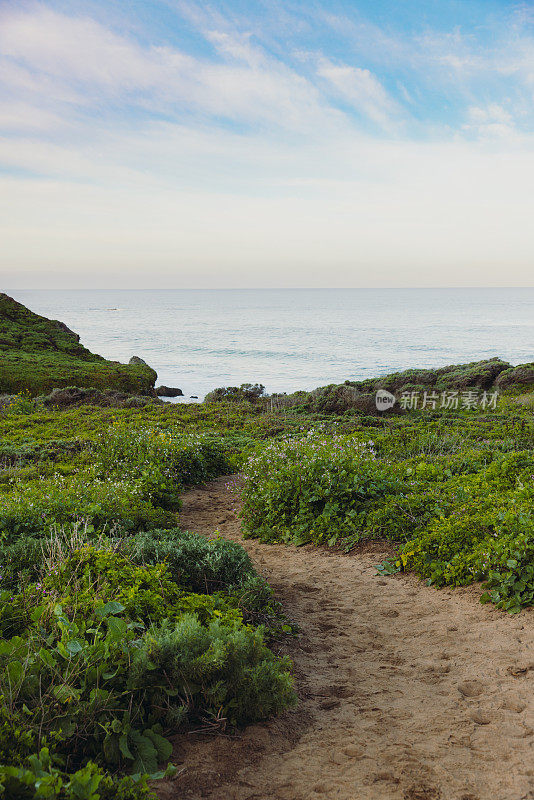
[0,293,157,396]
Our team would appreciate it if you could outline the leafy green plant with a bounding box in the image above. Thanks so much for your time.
[0,472,174,540]
[0,541,296,785]
[242,432,397,546]
[0,748,157,799]
[126,528,255,592]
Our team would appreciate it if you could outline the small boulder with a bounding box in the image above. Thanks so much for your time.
[129,355,151,368]
[156,386,184,397]
[128,356,158,385]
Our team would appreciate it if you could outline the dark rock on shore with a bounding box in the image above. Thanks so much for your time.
[156,385,184,397]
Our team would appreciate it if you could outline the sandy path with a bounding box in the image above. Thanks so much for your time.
[158,476,534,800]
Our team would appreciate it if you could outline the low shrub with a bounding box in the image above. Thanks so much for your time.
[0,544,296,782]
[241,422,534,612]
[129,614,296,727]
[92,425,232,509]
[41,545,243,627]
[126,528,255,593]
[241,432,397,545]
[205,384,266,404]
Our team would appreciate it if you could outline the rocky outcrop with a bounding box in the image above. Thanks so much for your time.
[156,386,184,397]
[50,319,80,342]
[0,295,159,396]
[128,356,158,387]
[495,363,534,390]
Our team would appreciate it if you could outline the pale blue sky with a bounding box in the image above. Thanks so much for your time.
[1,1,533,287]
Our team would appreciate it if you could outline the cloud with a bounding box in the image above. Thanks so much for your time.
[0,6,178,92]
[1,109,534,286]
[0,4,342,133]
[0,1,534,287]
[0,101,66,131]
[316,58,401,128]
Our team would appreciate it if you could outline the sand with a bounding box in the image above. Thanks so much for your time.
[157,476,534,800]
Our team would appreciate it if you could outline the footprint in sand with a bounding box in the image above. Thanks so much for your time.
[318,621,337,632]
[502,695,527,713]
[470,710,492,725]
[458,680,484,698]
[319,698,341,710]
[295,583,321,593]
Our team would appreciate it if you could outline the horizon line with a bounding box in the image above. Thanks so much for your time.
[5,285,534,292]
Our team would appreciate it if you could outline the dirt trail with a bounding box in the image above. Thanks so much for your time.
[159,476,534,800]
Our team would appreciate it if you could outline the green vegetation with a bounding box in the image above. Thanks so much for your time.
[205,382,266,403]
[0,404,297,799]
[0,294,156,396]
[242,399,534,613]
[3,303,534,800]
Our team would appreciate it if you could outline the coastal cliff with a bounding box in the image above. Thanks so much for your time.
[0,293,157,396]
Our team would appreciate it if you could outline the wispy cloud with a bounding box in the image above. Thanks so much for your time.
[315,58,402,129]
[0,5,342,133]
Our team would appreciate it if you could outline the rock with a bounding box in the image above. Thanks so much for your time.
[436,357,511,390]
[129,356,151,368]
[128,356,158,384]
[50,319,80,342]
[190,395,198,399]
[156,385,183,397]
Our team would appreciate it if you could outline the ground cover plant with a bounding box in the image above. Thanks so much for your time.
[0,402,298,799]
[0,530,296,798]
[241,401,534,613]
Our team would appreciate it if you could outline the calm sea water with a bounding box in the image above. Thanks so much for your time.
[10,289,534,400]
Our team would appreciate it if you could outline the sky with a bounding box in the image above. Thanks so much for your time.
[1,0,534,288]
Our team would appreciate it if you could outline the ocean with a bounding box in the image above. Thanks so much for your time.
[10,288,534,400]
